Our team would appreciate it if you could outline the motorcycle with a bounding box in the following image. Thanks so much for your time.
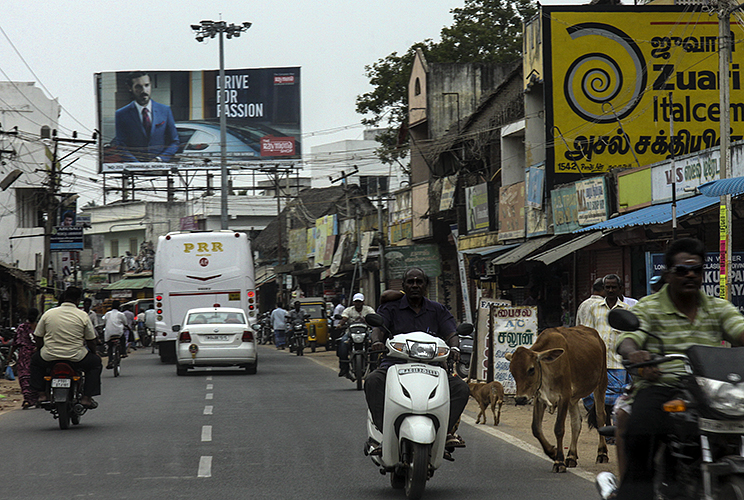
[347,322,371,391]
[455,332,473,379]
[364,313,473,500]
[0,327,17,377]
[41,362,88,430]
[597,308,744,500]
[286,315,308,356]
[257,312,273,345]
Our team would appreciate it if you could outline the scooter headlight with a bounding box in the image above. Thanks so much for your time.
[406,340,438,361]
[351,333,366,343]
[696,376,744,416]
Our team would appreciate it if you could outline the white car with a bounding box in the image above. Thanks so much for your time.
[175,307,257,375]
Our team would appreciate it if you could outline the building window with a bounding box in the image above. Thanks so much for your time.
[415,77,421,96]
[130,238,138,255]
[111,239,119,257]
[15,188,46,228]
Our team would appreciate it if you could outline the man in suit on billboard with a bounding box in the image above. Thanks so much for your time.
[112,71,179,163]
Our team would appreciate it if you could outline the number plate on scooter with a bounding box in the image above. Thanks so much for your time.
[699,417,744,433]
[51,378,71,388]
[398,367,439,377]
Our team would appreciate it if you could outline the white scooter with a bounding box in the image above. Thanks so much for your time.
[364,313,472,500]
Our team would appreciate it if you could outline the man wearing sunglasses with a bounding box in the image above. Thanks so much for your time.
[610,238,744,500]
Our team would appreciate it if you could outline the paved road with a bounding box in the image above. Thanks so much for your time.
[2,346,599,499]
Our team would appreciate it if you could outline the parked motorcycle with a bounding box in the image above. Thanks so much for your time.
[597,308,744,500]
[257,312,273,345]
[364,313,473,500]
[347,322,371,390]
[0,327,17,377]
[455,332,473,379]
[41,362,89,430]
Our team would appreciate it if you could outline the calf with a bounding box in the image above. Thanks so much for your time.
[468,381,504,426]
[505,326,608,473]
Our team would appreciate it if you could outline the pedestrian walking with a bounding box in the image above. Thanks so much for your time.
[8,308,40,408]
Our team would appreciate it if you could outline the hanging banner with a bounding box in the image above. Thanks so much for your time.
[498,182,526,240]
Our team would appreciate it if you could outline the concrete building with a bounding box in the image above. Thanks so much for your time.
[0,82,60,272]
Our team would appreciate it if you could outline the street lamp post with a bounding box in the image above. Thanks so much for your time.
[192,19,251,230]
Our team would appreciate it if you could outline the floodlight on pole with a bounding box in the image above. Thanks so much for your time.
[192,18,251,230]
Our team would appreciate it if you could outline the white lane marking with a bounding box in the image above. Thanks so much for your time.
[206,367,212,372]
[204,406,213,415]
[206,375,213,380]
[201,425,212,442]
[461,414,595,482]
[206,384,213,390]
[198,456,212,478]
[206,393,213,400]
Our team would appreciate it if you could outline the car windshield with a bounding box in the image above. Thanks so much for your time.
[187,312,245,325]
[300,304,325,319]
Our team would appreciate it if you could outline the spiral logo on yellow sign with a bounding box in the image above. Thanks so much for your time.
[563,23,647,124]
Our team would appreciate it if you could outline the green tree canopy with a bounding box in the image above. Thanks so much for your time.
[356,0,537,167]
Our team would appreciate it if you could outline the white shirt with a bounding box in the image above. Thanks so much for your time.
[333,303,345,327]
[578,298,630,369]
[103,308,128,341]
[271,307,287,331]
[341,305,376,324]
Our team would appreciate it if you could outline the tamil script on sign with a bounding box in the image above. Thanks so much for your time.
[492,306,538,394]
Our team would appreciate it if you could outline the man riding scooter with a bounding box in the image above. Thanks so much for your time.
[364,267,469,455]
[337,293,375,378]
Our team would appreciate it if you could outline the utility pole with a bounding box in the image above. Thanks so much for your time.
[377,182,386,297]
[43,132,96,300]
[192,19,252,230]
[717,1,741,301]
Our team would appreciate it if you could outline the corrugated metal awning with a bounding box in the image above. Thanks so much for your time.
[491,236,555,266]
[527,231,604,266]
[574,195,718,233]
[104,277,153,290]
[460,243,520,257]
[698,177,744,197]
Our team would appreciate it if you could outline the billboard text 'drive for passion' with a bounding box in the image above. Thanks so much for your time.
[539,6,744,177]
[96,67,301,172]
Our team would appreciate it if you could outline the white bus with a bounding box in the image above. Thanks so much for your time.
[153,230,257,363]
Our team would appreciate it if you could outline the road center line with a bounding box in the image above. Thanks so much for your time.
[201,425,212,442]
[206,384,213,390]
[204,405,213,415]
[198,456,212,478]
[206,393,213,400]
[206,375,213,380]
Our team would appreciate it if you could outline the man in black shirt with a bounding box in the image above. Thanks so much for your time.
[364,267,469,449]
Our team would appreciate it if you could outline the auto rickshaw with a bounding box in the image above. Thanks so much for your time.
[297,297,331,352]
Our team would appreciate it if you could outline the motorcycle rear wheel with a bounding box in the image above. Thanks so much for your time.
[57,402,70,430]
[310,340,316,353]
[405,442,430,500]
[720,475,744,500]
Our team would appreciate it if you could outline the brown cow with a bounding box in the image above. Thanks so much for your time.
[505,326,608,473]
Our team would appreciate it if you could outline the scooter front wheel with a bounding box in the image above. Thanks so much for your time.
[405,442,430,500]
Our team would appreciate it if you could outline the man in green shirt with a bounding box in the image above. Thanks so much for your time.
[613,238,744,500]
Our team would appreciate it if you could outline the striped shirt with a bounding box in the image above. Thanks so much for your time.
[578,297,630,369]
[617,284,744,390]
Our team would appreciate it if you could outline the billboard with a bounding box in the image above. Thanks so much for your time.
[543,6,744,178]
[96,67,301,172]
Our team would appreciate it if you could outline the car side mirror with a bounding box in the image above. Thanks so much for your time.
[172,325,180,332]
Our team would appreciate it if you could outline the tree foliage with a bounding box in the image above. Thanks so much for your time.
[356,0,538,167]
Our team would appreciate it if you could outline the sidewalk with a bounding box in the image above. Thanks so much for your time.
[290,344,620,480]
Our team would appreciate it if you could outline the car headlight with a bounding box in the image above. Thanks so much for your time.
[351,333,366,343]
[696,376,744,416]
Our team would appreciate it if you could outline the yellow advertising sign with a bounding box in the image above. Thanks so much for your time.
[546,7,744,175]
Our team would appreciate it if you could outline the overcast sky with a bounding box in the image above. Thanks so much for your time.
[1,0,593,204]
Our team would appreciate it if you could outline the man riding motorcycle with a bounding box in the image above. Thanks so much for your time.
[612,238,744,500]
[337,293,375,378]
[29,287,102,409]
[364,267,469,453]
[285,301,309,351]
